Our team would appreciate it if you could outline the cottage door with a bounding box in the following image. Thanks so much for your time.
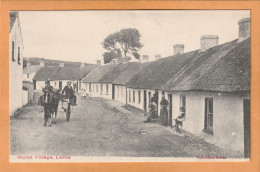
[168,94,172,126]
[33,80,36,90]
[112,84,115,99]
[143,90,147,112]
[155,91,159,115]
[243,99,250,158]
[59,81,62,90]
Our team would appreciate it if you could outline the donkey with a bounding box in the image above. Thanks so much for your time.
[50,89,62,124]
[39,89,62,126]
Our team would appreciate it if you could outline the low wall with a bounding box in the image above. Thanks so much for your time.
[23,81,34,102]
[22,90,28,106]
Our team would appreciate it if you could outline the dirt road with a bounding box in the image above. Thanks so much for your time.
[10,96,242,158]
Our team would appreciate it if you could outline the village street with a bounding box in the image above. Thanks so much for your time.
[10,95,242,158]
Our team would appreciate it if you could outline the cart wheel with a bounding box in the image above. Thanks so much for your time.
[66,104,71,122]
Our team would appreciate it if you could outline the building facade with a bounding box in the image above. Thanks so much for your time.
[10,12,24,115]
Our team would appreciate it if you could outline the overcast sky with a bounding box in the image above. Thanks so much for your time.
[19,10,250,64]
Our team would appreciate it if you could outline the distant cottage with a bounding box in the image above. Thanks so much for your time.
[32,60,96,91]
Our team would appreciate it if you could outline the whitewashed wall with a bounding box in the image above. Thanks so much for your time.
[23,72,35,83]
[127,88,145,110]
[9,17,24,115]
[35,81,45,90]
[114,85,127,104]
[22,90,28,106]
[35,80,78,91]
[166,91,249,152]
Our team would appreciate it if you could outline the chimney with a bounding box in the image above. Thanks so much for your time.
[97,60,101,65]
[141,55,149,63]
[238,18,250,42]
[39,59,44,66]
[27,62,31,67]
[59,62,64,67]
[80,62,86,68]
[200,35,219,52]
[173,44,184,55]
[155,54,161,61]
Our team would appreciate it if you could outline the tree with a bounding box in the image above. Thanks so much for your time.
[102,28,143,63]
[103,50,122,64]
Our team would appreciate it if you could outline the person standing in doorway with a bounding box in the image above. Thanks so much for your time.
[150,93,158,117]
[159,95,169,126]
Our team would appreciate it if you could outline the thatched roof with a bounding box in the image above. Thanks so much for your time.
[81,64,117,83]
[162,38,250,92]
[23,65,42,74]
[113,62,148,85]
[127,50,198,89]
[98,62,141,84]
[78,65,97,79]
[33,64,96,81]
[127,38,250,93]
[33,67,59,81]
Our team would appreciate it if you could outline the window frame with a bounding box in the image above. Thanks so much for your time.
[129,90,131,102]
[138,91,141,104]
[203,98,214,135]
[133,90,135,103]
[106,84,109,95]
[17,47,21,65]
[179,95,186,119]
[12,41,15,61]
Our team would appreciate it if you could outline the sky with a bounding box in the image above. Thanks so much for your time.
[19,10,250,64]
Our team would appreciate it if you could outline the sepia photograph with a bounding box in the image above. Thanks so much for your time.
[9,10,250,162]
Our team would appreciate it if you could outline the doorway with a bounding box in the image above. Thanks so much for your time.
[243,99,250,158]
[112,84,115,99]
[168,94,172,126]
[143,90,147,112]
[59,81,62,90]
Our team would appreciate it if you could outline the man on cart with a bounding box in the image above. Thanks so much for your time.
[62,81,77,105]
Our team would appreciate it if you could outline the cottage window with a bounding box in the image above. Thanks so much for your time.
[138,91,141,103]
[133,91,135,103]
[18,47,21,65]
[121,87,123,98]
[101,84,103,95]
[204,98,213,134]
[27,74,29,78]
[180,95,186,118]
[54,82,56,86]
[96,85,98,92]
[117,86,119,98]
[12,41,15,61]
[129,90,131,102]
[148,92,151,103]
[106,84,109,94]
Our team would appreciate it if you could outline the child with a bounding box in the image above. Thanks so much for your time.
[173,107,186,131]
[81,89,87,99]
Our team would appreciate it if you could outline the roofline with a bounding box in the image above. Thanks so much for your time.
[162,89,250,94]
